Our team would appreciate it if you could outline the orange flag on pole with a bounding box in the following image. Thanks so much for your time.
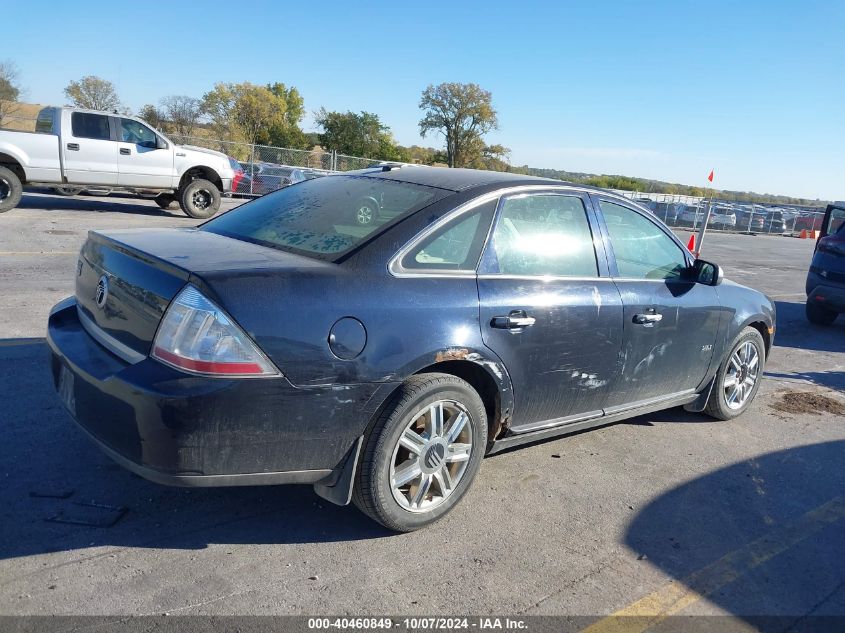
[707,169,714,183]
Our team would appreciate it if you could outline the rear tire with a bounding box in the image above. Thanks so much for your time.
[178,179,221,219]
[353,373,487,532]
[703,327,766,421]
[806,301,837,326]
[154,193,178,210]
[0,166,23,213]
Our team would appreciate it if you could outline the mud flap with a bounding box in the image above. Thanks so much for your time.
[313,436,363,506]
[683,375,716,413]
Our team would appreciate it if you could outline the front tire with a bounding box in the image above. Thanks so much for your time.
[704,327,766,420]
[0,166,23,213]
[178,179,221,219]
[806,301,837,326]
[353,373,487,532]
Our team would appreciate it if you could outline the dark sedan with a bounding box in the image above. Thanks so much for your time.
[47,167,775,531]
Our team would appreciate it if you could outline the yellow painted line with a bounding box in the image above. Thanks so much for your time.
[0,338,45,347]
[0,251,76,255]
[582,496,845,633]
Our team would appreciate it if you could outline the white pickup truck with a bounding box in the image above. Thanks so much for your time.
[0,106,235,218]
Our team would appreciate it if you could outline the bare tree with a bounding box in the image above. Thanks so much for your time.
[419,82,498,168]
[64,75,122,112]
[138,104,166,131]
[160,95,202,136]
[0,60,22,126]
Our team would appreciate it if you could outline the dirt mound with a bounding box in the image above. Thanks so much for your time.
[770,391,845,417]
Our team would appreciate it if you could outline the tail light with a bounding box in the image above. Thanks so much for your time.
[152,285,279,377]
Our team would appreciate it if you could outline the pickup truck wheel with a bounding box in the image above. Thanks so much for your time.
[179,179,220,219]
[352,373,487,532]
[53,186,84,196]
[155,194,178,210]
[0,166,23,213]
[353,200,378,226]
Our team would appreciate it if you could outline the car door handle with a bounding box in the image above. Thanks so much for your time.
[633,313,663,325]
[120,148,131,155]
[67,143,79,151]
[491,311,536,329]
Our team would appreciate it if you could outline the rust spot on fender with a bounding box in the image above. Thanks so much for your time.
[435,347,471,362]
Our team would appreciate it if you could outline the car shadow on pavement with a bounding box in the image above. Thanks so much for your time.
[772,300,845,353]
[17,193,187,218]
[625,440,845,625]
[0,339,393,564]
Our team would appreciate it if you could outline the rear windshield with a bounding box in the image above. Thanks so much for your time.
[202,175,447,261]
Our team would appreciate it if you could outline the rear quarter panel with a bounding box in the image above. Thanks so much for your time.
[0,130,62,182]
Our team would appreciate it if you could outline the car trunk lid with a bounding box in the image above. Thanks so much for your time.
[76,228,335,359]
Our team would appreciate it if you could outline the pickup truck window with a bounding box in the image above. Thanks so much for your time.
[35,109,54,134]
[120,119,156,148]
[71,112,110,141]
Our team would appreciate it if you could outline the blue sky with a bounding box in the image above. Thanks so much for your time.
[3,1,843,200]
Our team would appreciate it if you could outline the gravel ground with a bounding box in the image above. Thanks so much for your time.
[0,192,843,627]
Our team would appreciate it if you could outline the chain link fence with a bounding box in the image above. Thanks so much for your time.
[0,116,831,224]
[167,135,381,197]
[614,190,827,238]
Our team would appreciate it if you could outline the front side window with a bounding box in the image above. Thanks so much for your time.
[120,118,157,147]
[71,112,110,141]
[600,200,688,280]
[487,194,598,277]
[203,175,446,261]
[401,199,497,271]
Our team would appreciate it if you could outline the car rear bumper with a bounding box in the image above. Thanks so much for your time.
[47,298,382,487]
[806,272,845,313]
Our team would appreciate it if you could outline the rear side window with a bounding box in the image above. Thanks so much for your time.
[487,194,598,277]
[71,112,111,141]
[400,198,497,271]
[35,109,55,134]
[600,201,688,280]
[203,175,447,261]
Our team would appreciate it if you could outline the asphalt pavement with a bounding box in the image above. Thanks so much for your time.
[0,192,843,627]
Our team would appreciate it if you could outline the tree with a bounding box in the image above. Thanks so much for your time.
[315,109,405,160]
[418,82,499,168]
[201,82,305,146]
[0,60,22,126]
[462,140,511,171]
[64,75,122,111]
[138,104,166,131]
[160,95,202,136]
[265,82,307,148]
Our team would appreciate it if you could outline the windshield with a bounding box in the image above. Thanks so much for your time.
[202,175,448,261]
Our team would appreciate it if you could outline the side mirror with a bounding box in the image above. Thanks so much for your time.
[155,136,169,150]
[691,259,723,286]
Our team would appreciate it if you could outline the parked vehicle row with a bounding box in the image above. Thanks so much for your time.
[234,162,329,196]
[632,197,825,235]
[0,106,235,218]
